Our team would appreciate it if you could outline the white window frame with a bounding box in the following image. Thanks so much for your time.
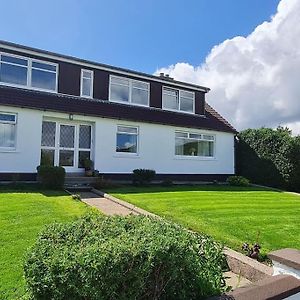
[116,125,139,155]
[80,69,94,98]
[162,86,195,114]
[0,112,17,151]
[0,52,58,93]
[175,130,215,159]
[109,75,150,107]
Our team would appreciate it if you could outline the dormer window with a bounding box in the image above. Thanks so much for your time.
[80,69,93,98]
[0,53,58,92]
[109,75,149,107]
[162,87,194,113]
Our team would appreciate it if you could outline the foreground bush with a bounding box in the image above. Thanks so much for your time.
[24,214,225,300]
[227,175,250,186]
[36,165,65,189]
[132,168,156,185]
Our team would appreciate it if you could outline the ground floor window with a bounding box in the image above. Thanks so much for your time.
[175,131,215,157]
[116,125,138,154]
[0,112,17,149]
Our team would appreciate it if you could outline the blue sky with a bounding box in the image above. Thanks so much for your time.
[0,0,280,74]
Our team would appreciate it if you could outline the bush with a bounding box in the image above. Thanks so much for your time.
[37,165,65,189]
[92,176,118,189]
[132,168,156,185]
[24,214,225,300]
[227,175,250,187]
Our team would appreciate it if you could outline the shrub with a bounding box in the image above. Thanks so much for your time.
[36,165,65,189]
[24,214,225,300]
[227,175,250,187]
[132,168,156,185]
[92,176,118,190]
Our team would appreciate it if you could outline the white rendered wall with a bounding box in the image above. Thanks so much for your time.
[0,106,235,175]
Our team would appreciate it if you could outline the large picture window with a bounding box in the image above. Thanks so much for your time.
[163,87,194,113]
[0,112,17,149]
[0,53,57,92]
[175,131,214,157]
[110,76,149,106]
[116,125,138,154]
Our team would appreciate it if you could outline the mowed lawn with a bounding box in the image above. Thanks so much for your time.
[0,187,90,299]
[108,185,300,253]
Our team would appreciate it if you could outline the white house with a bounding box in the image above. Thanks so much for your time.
[0,40,236,181]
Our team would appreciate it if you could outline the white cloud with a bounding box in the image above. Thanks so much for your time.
[156,0,300,135]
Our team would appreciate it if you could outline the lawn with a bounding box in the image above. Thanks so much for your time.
[107,185,300,254]
[0,186,91,299]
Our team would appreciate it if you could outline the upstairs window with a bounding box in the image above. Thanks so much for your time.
[116,125,138,154]
[0,53,57,92]
[109,76,149,106]
[175,131,215,157]
[0,112,17,149]
[162,87,194,113]
[80,69,93,98]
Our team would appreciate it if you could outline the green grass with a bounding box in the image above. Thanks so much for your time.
[0,187,91,299]
[107,185,300,254]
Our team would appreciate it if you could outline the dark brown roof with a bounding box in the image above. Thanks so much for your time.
[0,86,237,133]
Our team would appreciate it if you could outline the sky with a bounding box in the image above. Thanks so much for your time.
[1,0,299,135]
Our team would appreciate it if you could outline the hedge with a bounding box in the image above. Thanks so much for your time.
[37,165,66,189]
[236,127,300,191]
[24,214,225,300]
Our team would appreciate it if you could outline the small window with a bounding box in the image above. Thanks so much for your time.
[81,69,93,98]
[175,131,214,157]
[109,76,149,106]
[0,112,17,149]
[162,87,195,113]
[116,125,138,154]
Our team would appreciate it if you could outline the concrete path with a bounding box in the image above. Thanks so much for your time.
[79,192,139,216]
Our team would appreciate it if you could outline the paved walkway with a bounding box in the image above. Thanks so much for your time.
[79,192,139,216]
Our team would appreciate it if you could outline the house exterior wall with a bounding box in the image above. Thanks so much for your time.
[0,105,235,177]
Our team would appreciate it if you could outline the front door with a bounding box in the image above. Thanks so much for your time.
[41,120,92,172]
[58,124,76,171]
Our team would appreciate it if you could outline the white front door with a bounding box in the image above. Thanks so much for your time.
[41,120,92,172]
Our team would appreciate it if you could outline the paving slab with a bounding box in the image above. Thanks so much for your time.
[79,192,139,216]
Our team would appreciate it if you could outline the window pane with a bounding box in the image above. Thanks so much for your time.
[189,133,201,139]
[203,135,214,141]
[79,125,91,149]
[32,61,56,72]
[132,88,148,105]
[110,84,129,102]
[59,150,74,166]
[1,55,27,66]
[60,125,74,148]
[180,97,194,112]
[82,78,92,96]
[180,91,194,99]
[78,151,90,168]
[175,132,188,138]
[116,133,137,153]
[0,113,16,123]
[41,121,56,147]
[198,141,214,157]
[31,69,56,91]
[40,149,54,166]
[0,63,27,85]
[175,138,197,156]
[82,70,92,79]
[132,81,148,90]
[111,77,129,86]
[117,126,137,134]
[0,123,15,148]
[163,93,179,110]
[163,88,178,97]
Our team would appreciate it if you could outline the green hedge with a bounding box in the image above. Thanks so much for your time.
[236,127,300,191]
[37,165,66,189]
[24,214,225,300]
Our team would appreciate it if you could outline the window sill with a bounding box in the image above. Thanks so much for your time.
[109,99,149,108]
[0,148,18,153]
[113,153,140,159]
[174,156,216,161]
[0,82,57,94]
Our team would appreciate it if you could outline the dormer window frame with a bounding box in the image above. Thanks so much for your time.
[80,69,94,98]
[0,52,58,93]
[162,86,195,114]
